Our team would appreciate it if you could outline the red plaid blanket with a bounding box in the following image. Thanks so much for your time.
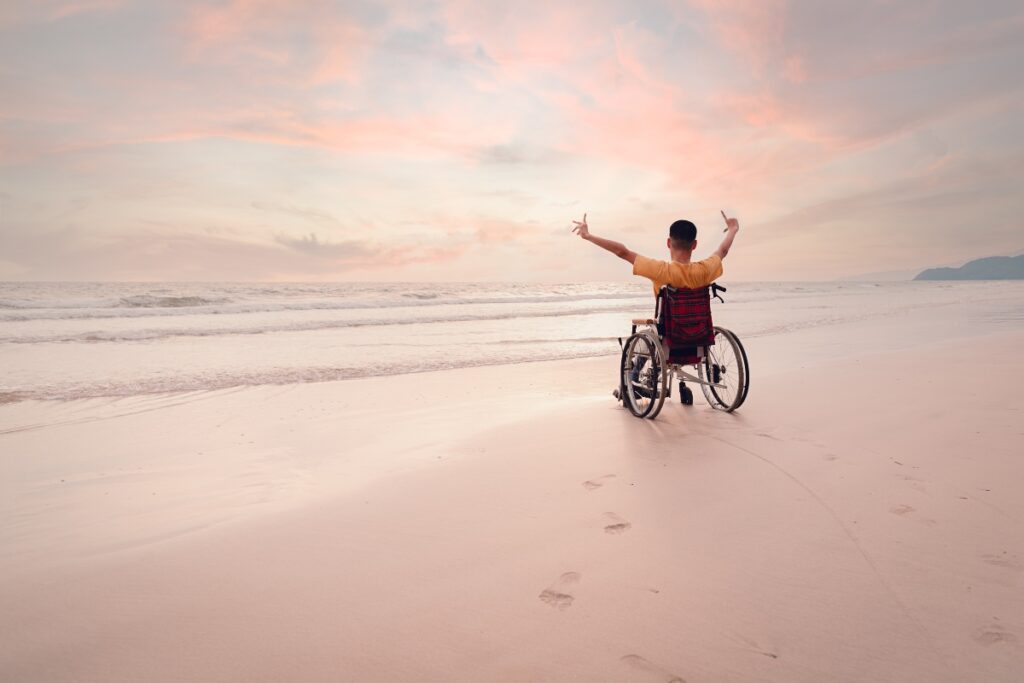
[657,287,716,362]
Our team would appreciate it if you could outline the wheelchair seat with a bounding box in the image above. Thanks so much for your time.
[655,286,716,365]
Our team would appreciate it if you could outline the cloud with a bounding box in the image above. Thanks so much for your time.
[440,1,610,69]
[473,217,544,245]
[1,0,1022,280]
[274,232,376,260]
[688,0,788,75]
[274,231,469,268]
[49,0,124,20]
[251,201,343,226]
[0,0,125,27]
[184,0,368,86]
[0,225,468,281]
[474,143,562,165]
[730,149,1024,277]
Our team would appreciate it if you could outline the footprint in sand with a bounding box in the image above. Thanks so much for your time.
[538,572,580,610]
[620,654,686,682]
[603,512,632,535]
[889,504,915,516]
[973,624,1017,646]
[728,631,779,660]
[982,553,1022,572]
[582,474,616,491]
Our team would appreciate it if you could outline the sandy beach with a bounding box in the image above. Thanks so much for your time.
[4,0,1024,678]
[2,299,1022,682]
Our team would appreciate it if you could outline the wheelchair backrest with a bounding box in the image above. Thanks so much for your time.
[656,286,716,348]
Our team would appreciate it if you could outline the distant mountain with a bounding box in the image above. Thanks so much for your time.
[914,255,1024,281]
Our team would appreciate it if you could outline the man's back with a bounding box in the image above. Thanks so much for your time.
[632,254,723,295]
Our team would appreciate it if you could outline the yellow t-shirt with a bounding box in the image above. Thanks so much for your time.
[632,254,723,295]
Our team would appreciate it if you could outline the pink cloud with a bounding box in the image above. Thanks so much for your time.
[3,0,1021,282]
[782,55,807,84]
[274,231,467,268]
[472,217,546,245]
[205,106,514,158]
[611,21,678,93]
[6,96,519,164]
[184,0,368,86]
[0,0,124,27]
[441,1,608,69]
[790,8,1024,85]
[50,0,124,20]
[688,0,789,74]
[3,224,469,281]
[187,0,282,49]
[428,3,808,202]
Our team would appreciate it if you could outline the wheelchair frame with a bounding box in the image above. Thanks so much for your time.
[617,285,749,420]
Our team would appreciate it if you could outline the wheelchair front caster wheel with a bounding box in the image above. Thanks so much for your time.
[679,382,693,405]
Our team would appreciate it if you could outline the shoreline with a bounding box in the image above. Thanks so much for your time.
[5,280,1022,406]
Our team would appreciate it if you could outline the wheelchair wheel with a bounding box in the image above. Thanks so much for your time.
[699,327,749,412]
[619,332,668,419]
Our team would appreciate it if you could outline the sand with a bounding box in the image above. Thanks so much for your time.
[1,322,1022,681]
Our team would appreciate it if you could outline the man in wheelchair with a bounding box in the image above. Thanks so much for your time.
[572,211,744,416]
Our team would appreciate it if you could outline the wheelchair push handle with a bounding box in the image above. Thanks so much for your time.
[711,282,727,302]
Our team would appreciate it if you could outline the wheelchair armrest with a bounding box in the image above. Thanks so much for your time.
[631,318,657,325]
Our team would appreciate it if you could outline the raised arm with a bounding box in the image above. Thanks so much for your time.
[571,213,637,264]
[714,210,740,260]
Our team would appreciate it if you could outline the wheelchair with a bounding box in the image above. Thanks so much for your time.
[617,283,749,419]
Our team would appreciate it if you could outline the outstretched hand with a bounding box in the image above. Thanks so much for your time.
[571,213,589,239]
[570,213,636,262]
[721,210,739,233]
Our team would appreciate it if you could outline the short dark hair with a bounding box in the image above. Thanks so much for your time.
[669,219,697,249]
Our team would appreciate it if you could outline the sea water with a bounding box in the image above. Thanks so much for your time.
[2,280,1022,403]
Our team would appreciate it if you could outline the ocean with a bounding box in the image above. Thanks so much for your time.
[2,280,1022,403]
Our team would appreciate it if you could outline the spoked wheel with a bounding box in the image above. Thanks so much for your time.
[619,332,668,419]
[699,327,749,412]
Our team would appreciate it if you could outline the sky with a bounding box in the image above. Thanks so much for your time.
[1,0,1022,282]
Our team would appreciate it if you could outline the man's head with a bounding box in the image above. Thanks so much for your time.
[668,219,697,254]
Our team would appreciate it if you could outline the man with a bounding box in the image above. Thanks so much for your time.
[572,211,740,405]
[571,211,739,294]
